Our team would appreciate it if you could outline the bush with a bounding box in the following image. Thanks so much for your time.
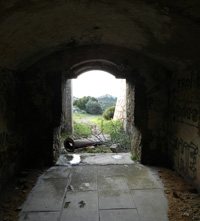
[73,96,97,111]
[86,100,103,115]
[103,106,115,120]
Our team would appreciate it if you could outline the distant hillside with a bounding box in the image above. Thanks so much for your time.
[97,94,117,111]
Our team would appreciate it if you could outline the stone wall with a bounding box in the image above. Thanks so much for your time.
[0,68,25,190]
[126,80,142,160]
[168,67,200,190]
[61,77,73,135]
[125,65,170,165]
[142,67,170,165]
[113,79,126,123]
[21,69,62,166]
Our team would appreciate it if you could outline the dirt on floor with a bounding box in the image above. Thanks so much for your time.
[0,167,199,221]
[158,168,200,221]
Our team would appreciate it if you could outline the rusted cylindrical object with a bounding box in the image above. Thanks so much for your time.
[64,137,102,152]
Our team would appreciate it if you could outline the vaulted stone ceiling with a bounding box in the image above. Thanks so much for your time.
[0,0,200,71]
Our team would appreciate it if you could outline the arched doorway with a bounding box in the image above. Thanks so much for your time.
[60,61,139,162]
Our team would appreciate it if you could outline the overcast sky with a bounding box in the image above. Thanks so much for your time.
[72,70,122,98]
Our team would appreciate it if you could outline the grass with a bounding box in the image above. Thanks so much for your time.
[73,112,124,137]
[90,116,123,134]
[131,154,139,162]
[74,122,92,137]
[73,113,91,120]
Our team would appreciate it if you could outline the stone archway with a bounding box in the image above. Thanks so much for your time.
[60,58,145,163]
[20,45,171,169]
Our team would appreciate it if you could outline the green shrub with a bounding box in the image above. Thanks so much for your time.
[86,100,103,115]
[103,106,115,120]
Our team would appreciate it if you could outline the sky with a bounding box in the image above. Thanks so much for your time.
[72,70,122,98]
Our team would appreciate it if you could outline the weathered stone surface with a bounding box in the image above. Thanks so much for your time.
[131,189,168,221]
[60,191,99,221]
[98,176,136,209]
[113,79,126,122]
[19,212,59,221]
[100,209,140,221]
[0,1,200,71]
[70,165,98,191]
[19,163,168,220]
[168,68,200,190]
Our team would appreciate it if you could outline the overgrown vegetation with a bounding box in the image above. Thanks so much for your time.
[90,116,122,134]
[87,145,112,153]
[90,116,131,150]
[103,106,115,120]
[131,154,139,162]
[74,122,92,137]
[62,113,131,153]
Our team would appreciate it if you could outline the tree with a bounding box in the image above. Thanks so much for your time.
[73,96,97,111]
[86,100,103,115]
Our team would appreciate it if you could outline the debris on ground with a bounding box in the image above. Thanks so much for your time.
[79,200,86,208]
[158,168,200,221]
[64,201,71,208]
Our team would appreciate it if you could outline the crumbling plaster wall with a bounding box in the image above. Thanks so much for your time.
[0,68,26,190]
[168,65,200,190]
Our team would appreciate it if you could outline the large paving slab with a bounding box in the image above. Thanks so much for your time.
[22,178,68,211]
[81,153,134,165]
[98,176,136,209]
[70,165,98,191]
[18,153,168,221]
[100,209,141,221]
[125,165,161,189]
[131,189,168,221]
[19,212,59,221]
[43,166,71,179]
[98,164,160,189]
[60,191,99,221]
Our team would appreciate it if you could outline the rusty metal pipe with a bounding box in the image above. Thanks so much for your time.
[64,137,103,152]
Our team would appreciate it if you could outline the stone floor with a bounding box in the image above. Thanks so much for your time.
[18,153,168,221]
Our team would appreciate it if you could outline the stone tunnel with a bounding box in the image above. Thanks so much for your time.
[0,0,200,194]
